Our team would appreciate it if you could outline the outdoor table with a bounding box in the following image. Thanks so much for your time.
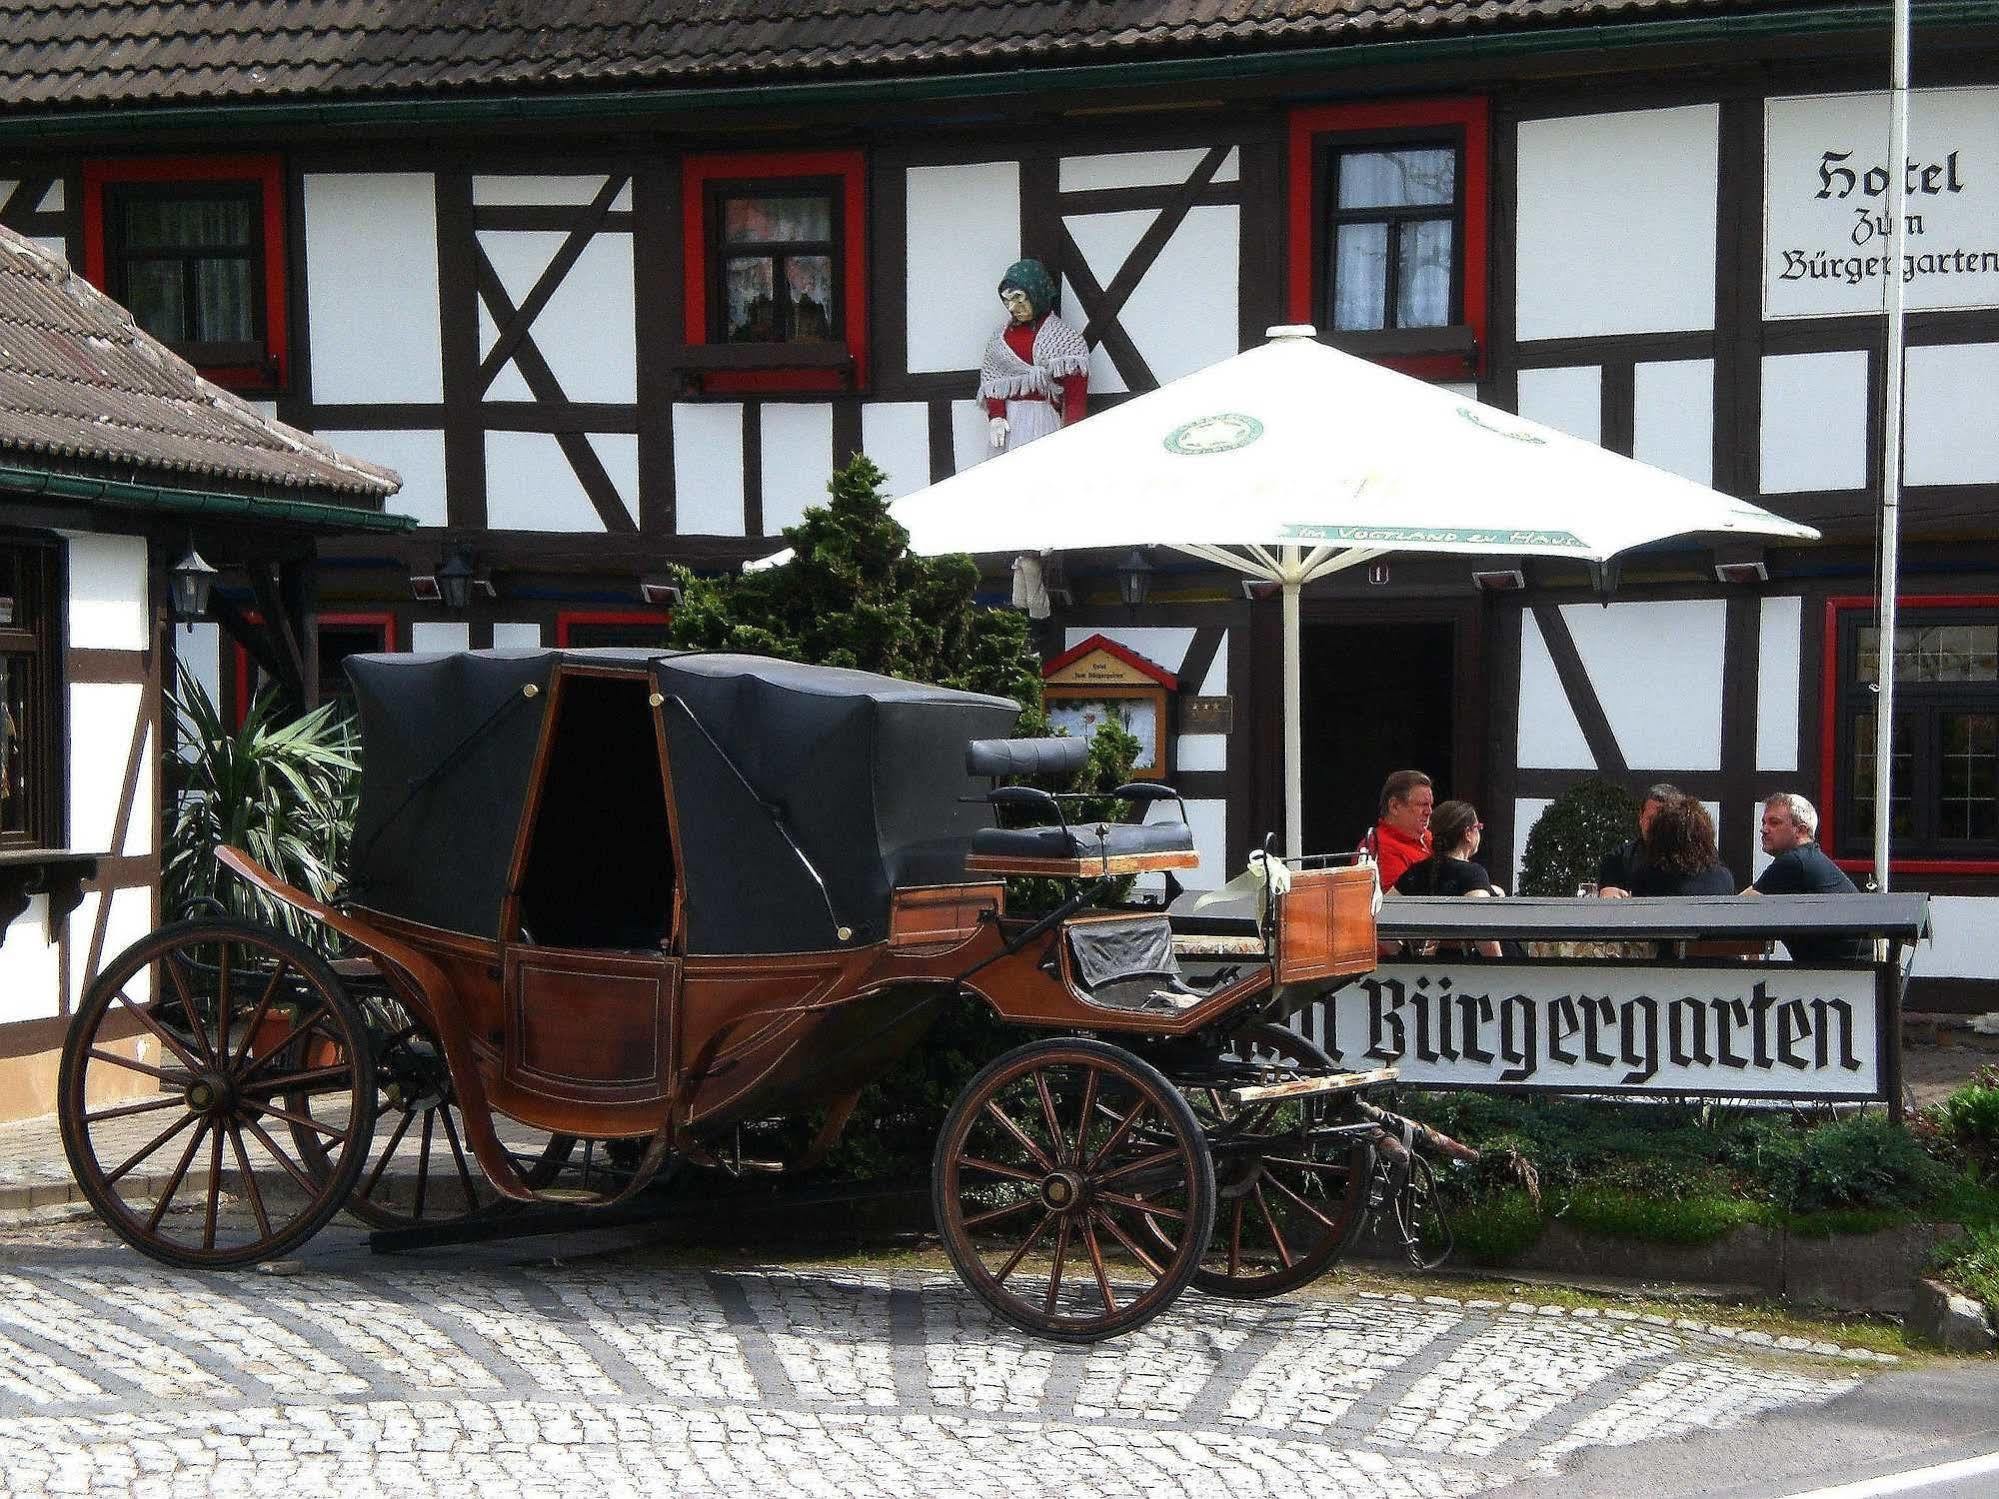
[1170,890,1932,1113]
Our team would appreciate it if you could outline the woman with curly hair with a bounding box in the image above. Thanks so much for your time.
[1630,794,1736,897]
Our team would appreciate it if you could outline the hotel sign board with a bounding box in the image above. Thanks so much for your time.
[1765,87,1999,319]
[1312,963,1883,1100]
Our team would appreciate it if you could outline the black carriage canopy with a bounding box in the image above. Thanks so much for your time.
[342,649,1020,954]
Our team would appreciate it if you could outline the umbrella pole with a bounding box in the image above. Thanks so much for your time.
[1283,570,1304,862]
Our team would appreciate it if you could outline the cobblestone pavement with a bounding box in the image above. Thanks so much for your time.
[0,1208,1885,1499]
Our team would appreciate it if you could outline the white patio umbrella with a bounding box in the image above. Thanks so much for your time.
[775,327,1821,861]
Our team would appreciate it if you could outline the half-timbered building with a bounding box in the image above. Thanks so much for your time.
[3,0,1997,1011]
[0,225,405,1120]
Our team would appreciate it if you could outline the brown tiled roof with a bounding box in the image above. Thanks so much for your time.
[0,226,399,500]
[0,1,1844,111]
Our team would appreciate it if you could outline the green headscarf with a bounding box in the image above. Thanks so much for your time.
[997,258,1057,319]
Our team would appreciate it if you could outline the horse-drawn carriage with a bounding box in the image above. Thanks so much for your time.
[60,648,1449,1339]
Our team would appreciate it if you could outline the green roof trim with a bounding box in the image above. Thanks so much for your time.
[0,462,418,533]
[0,3,1990,141]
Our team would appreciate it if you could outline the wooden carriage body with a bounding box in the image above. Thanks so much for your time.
[224,648,1376,1199]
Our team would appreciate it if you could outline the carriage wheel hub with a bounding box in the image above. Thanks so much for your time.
[184,1074,233,1115]
[1039,1169,1086,1212]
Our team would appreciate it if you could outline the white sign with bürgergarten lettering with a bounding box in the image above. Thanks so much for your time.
[1315,964,1880,1099]
[1764,87,1999,319]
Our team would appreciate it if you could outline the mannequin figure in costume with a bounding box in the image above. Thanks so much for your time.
[979,259,1089,455]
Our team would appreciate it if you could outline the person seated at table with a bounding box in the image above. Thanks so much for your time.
[1743,792,1867,962]
[1360,769,1433,892]
[1596,782,1682,897]
[1393,799,1501,957]
[1627,794,1736,896]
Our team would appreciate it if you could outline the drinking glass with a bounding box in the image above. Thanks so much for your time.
[1574,879,1599,898]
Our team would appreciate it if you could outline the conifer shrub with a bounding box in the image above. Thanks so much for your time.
[1517,778,1638,896]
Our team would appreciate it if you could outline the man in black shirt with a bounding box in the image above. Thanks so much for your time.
[1597,783,1682,896]
[1744,792,1865,962]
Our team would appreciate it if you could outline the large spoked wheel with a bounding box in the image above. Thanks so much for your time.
[290,994,574,1230]
[58,920,376,1268]
[1186,1022,1375,1299]
[934,1037,1215,1343]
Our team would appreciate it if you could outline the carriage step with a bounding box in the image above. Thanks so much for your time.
[1226,1066,1398,1103]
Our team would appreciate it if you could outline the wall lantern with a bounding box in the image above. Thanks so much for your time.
[435,547,477,614]
[168,547,218,623]
[1115,549,1156,611]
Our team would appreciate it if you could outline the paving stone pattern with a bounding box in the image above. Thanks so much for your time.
[0,1219,1874,1498]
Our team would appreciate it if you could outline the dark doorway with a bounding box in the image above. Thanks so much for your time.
[1299,620,1456,855]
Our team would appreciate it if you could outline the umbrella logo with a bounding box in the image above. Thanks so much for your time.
[1456,406,1548,445]
[1164,413,1264,455]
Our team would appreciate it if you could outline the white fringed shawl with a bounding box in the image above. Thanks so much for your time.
[977,314,1089,402]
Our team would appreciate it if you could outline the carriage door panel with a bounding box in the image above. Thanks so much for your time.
[503,949,678,1106]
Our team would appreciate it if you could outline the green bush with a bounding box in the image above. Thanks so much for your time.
[1735,1114,1956,1215]
[1517,779,1638,896]
[1449,1188,1546,1262]
[1929,1223,1999,1326]
[1940,1066,1999,1179]
[1561,1185,1768,1244]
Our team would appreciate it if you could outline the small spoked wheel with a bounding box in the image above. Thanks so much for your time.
[58,920,376,1268]
[934,1037,1215,1342]
[1187,1023,1374,1298]
[291,996,573,1230]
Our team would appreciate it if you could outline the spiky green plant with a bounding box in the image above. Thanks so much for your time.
[164,663,360,945]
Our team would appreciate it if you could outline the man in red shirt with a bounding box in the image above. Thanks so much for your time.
[1362,769,1435,892]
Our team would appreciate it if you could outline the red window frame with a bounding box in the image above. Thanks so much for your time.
[554,610,675,648]
[681,150,868,394]
[81,155,289,393]
[1286,98,1489,380]
[1819,594,1999,875]
[231,611,395,726]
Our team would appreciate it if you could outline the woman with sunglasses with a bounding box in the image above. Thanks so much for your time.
[1393,799,1503,957]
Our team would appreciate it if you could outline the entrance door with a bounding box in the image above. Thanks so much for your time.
[1299,619,1458,856]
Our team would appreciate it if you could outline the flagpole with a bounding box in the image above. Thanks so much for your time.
[1874,0,1912,893]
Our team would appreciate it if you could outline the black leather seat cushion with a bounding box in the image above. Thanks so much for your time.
[970,821,1194,861]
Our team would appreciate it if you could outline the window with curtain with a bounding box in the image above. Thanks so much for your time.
[0,539,60,852]
[1319,140,1462,334]
[105,182,264,367]
[707,180,842,346]
[1836,610,1999,859]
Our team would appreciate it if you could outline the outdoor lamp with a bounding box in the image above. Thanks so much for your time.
[168,547,217,623]
[1116,549,1156,610]
[436,547,477,613]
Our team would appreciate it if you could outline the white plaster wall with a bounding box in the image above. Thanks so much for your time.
[101,886,154,985]
[65,892,152,1009]
[121,725,154,858]
[587,434,640,523]
[478,303,535,402]
[673,403,745,535]
[860,403,931,499]
[1115,205,1240,386]
[1516,611,1595,769]
[1760,351,1869,493]
[174,622,221,722]
[1176,734,1226,772]
[0,898,61,1024]
[64,533,147,651]
[1063,627,1196,676]
[760,404,836,534]
[906,162,1021,374]
[1756,595,1803,772]
[1515,367,1601,445]
[484,431,619,531]
[1633,359,1715,486]
[950,399,990,475]
[304,174,443,403]
[67,682,143,853]
[1198,638,1227,697]
[478,230,636,404]
[1146,795,1226,889]
[1906,342,1999,486]
[1515,105,1719,341]
[472,175,623,207]
[1562,600,1728,770]
[1063,212,1153,396]
[492,622,542,649]
[1059,147,1238,193]
[1910,895,1999,979]
[411,622,470,653]
[38,182,61,213]
[313,429,446,528]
